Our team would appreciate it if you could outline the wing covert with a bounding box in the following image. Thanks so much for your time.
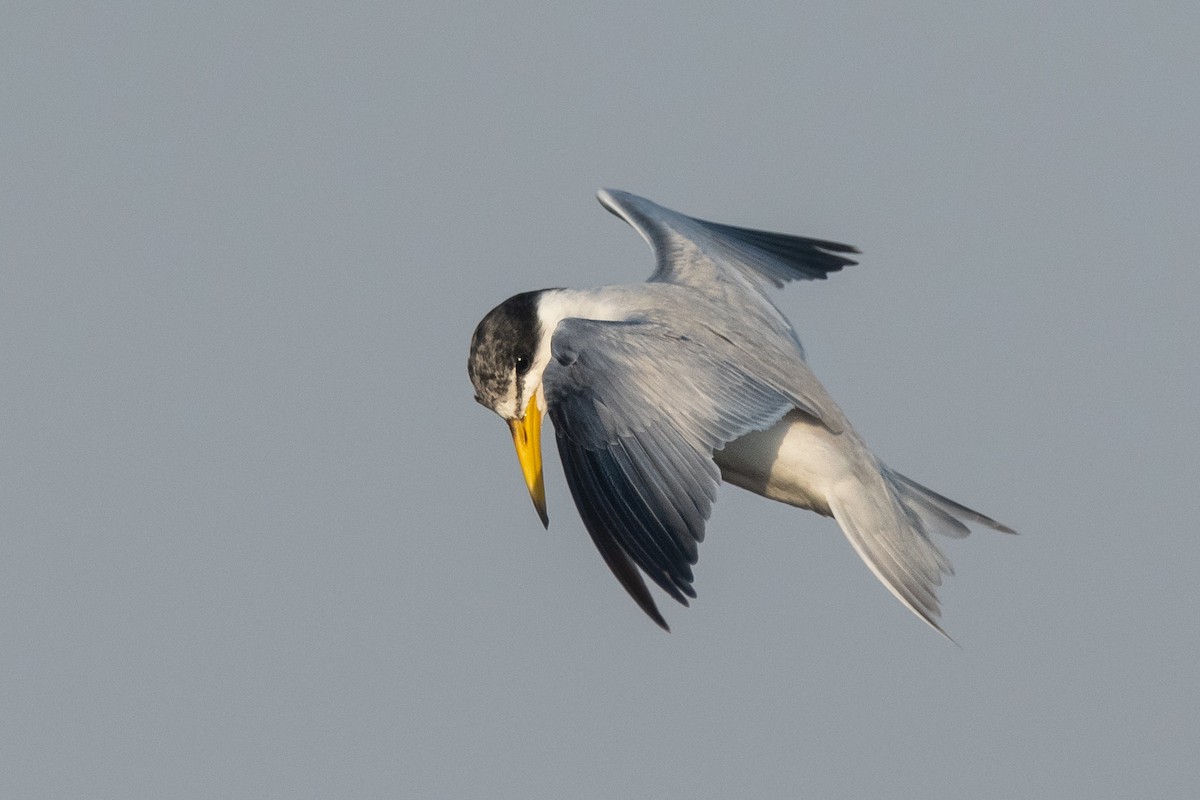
[543,318,795,628]
[597,189,859,292]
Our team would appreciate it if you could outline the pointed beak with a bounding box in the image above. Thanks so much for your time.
[508,394,548,528]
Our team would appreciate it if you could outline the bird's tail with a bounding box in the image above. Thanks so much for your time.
[887,468,1016,538]
[827,464,1014,637]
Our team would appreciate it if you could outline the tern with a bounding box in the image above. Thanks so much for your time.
[468,190,1014,634]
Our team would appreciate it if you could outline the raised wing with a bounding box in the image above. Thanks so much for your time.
[597,189,859,292]
[543,317,795,629]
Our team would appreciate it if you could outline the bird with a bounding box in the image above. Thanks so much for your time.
[467,189,1014,635]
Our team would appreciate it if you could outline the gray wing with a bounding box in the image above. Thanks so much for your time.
[543,317,795,629]
[597,189,859,292]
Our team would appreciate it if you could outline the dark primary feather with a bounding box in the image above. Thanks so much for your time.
[544,318,795,626]
[701,219,860,286]
[597,189,859,292]
[560,456,672,631]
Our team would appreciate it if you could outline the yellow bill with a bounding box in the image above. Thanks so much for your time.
[508,393,548,527]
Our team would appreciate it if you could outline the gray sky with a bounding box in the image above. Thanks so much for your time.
[3,2,1198,798]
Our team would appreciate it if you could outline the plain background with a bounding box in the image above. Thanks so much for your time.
[3,3,1198,798]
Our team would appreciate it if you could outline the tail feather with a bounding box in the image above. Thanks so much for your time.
[828,475,952,638]
[828,466,1015,638]
[888,469,1017,536]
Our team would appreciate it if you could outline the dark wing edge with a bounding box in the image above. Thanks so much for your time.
[564,448,673,630]
[552,415,715,630]
[597,188,859,289]
[546,318,794,629]
[700,219,859,287]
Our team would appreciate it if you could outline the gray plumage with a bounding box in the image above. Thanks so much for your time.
[468,189,1014,634]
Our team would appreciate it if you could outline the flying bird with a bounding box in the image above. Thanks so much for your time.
[468,190,1014,634]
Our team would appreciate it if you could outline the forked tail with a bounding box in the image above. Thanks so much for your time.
[827,465,1014,637]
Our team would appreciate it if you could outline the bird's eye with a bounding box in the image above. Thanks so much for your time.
[514,355,528,371]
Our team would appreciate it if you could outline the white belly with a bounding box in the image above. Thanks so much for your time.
[714,409,862,517]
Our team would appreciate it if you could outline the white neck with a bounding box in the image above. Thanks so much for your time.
[522,288,632,418]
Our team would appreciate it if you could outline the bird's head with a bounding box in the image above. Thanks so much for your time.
[468,290,551,526]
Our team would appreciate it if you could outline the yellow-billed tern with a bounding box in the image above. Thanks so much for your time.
[468,190,1014,634]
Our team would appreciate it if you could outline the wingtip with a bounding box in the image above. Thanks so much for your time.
[629,587,672,632]
[648,608,671,632]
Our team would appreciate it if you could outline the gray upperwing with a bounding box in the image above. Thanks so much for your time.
[597,189,859,292]
[543,317,795,624]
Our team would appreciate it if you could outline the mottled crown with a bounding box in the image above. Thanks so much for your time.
[467,290,544,412]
